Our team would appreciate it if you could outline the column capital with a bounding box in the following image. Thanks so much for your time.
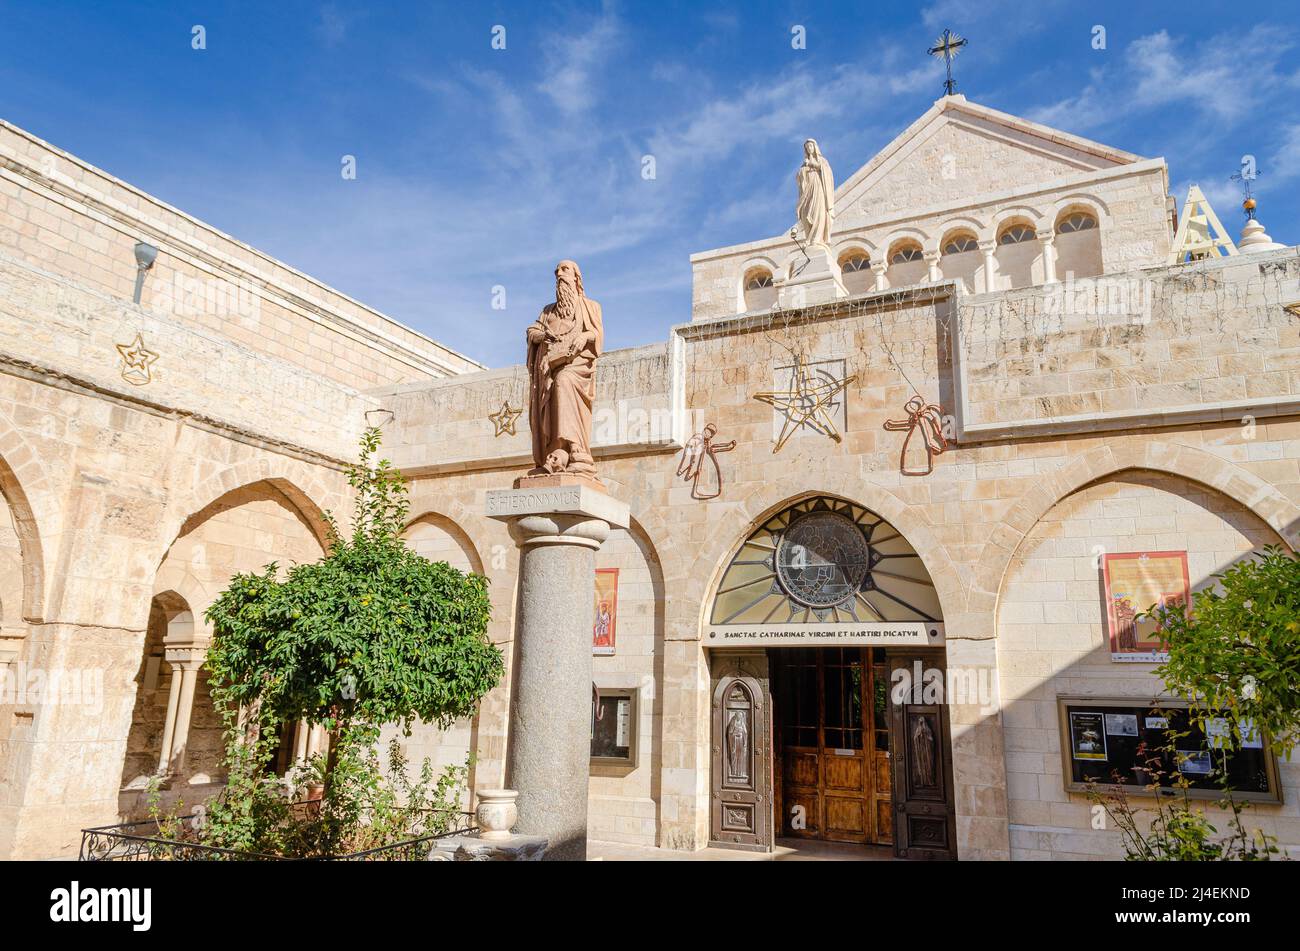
[510,514,611,550]
[164,646,207,669]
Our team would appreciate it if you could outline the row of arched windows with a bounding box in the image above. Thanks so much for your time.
[741,209,1102,311]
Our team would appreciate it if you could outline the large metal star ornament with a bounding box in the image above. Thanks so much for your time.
[487,401,523,437]
[116,333,159,386]
[752,355,856,453]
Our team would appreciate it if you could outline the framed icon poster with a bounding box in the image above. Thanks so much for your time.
[1101,551,1189,662]
[592,568,619,656]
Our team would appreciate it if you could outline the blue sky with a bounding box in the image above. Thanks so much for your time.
[2,1,1297,368]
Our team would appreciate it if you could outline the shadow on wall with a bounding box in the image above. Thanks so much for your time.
[995,470,1297,860]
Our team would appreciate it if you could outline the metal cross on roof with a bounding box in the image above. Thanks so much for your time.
[928,29,968,96]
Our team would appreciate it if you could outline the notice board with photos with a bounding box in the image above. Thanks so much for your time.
[1057,697,1280,802]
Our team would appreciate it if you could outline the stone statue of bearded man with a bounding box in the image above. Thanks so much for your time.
[795,138,835,248]
[525,259,604,479]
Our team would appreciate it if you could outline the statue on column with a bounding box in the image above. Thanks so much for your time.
[525,260,604,480]
[795,138,835,248]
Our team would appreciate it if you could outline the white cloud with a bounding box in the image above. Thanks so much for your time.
[1030,25,1296,132]
[536,4,622,116]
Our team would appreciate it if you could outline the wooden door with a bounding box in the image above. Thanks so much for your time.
[889,651,957,860]
[709,673,771,850]
[772,647,892,845]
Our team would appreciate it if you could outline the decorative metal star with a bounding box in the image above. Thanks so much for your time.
[487,401,522,437]
[753,355,856,453]
[116,333,159,386]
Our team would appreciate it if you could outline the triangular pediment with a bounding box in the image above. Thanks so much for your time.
[832,96,1145,226]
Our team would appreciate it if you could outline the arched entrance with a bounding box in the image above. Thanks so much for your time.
[706,495,956,859]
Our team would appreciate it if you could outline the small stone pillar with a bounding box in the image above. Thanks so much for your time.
[157,646,205,778]
[979,240,998,293]
[1037,228,1058,284]
[777,245,847,309]
[486,481,628,861]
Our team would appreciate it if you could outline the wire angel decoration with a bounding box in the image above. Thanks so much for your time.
[676,422,736,500]
[883,396,948,476]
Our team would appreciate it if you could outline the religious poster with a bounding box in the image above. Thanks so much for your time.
[1101,551,1190,663]
[592,568,619,656]
[1070,711,1108,761]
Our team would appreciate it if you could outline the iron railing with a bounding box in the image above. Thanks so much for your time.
[80,807,477,861]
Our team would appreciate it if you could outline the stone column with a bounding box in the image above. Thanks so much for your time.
[1037,228,1058,284]
[871,262,889,292]
[159,647,204,777]
[156,663,184,775]
[978,240,998,293]
[486,483,628,861]
[924,249,941,284]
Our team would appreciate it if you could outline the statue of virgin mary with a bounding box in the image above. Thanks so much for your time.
[795,138,835,248]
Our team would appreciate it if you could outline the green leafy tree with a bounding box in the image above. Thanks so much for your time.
[205,427,503,811]
[1091,546,1299,861]
[1154,545,1300,756]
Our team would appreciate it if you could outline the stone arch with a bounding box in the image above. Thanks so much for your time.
[993,209,1045,290]
[737,256,780,313]
[1052,195,1107,280]
[1051,192,1110,225]
[153,477,330,631]
[967,440,1300,623]
[696,485,963,635]
[834,241,874,294]
[119,588,200,796]
[831,235,878,259]
[403,510,485,575]
[0,446,46,623]
[884,230,930,289]
[385,507,494,808]
[938,219,984,294]
[166,457,339,559]
[937,215,988,246]
[992,204,1047,233]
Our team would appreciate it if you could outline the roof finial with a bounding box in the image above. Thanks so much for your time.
[1229,161,1260,220]
[928,29,968,96]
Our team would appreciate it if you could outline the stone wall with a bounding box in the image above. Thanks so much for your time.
[998,472,1299,858]
[0,120,480,388]
[380,247,1300,859]
[689,153,1169,323]
[955,249,1300,438]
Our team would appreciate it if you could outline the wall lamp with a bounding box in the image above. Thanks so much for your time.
[132,241,158,304]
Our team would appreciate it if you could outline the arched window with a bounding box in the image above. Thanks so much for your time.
[997,223,1036,245]
[1054,209,1103,279]
[942,234,978,255]
[1057,212,1097,234]
[940,231,980,293]
[995,220,1041,288]
[837,250,873,294]
[885,240,927,289]
[709,496,941,625]
[742,267,776,312]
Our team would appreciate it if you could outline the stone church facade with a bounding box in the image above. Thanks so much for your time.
[2,95,1298,859]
